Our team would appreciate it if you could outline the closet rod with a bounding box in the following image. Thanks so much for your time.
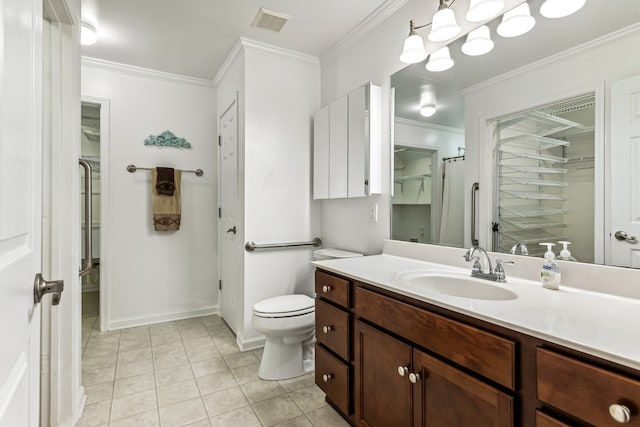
[126,164,204,177]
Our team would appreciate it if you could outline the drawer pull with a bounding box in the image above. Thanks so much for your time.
[322,325,334,334]
[397,366,409,377]
[322,373,334,382]
[322,285,333,292]
[409,372,421,384]
[609,404,632,424]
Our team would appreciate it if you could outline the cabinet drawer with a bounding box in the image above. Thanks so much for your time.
[355,287,515,389]
[536,411,572,427]
[315,344,349,415]
[537,348,640,426]
[315,270,350,308]
[316,298,349,360]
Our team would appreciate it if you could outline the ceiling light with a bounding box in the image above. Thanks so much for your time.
[399,20,428,64]
[540,0,586,18]
[461,25,494,56]
[420,104,437,117]
[81,23,98,46]
[428,1,461,42]
[497,3,536,38]
[426,46,454,72]
[465,0,505,22]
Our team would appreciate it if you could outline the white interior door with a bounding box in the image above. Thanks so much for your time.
[610,75,640,268]
[0,0,43,425]
[219,99,239,334]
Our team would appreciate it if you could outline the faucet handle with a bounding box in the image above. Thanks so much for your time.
[471,256,482,273]
[494,259,514,282]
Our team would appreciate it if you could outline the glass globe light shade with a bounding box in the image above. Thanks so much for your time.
[420,105,437,117]
[540,0,586,18]
[428,7,461,42]
[426,46,454,72]
[81,23,98,46]
[461,26,494,56]
[465,0,505,22]
[400,33,428,64]
[497,3,536,38]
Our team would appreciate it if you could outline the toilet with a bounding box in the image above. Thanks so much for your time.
[252,248,363,380]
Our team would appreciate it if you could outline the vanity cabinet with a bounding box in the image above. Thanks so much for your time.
[313,82,381,200]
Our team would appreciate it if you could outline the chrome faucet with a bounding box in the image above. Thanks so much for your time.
[463,246,514,283]
[509,243,529,256]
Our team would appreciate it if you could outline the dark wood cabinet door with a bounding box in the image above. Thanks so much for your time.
[413,349,513,427]
[354,320,413,427]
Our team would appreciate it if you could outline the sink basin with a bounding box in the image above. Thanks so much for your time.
[401,273,518,301]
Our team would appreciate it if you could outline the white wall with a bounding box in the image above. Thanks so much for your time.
[82,60,218,329]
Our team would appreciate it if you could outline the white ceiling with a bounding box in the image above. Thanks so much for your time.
[392,0,640,128]
[80,0,403,80]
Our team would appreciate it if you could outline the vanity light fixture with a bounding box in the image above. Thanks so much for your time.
[496,2,536,38]
[420,104,437,117]
[428,0,462,42]
[426,46,454,72]
[461,25,494,56]
[400,20,429,64]
[540,0,586,18]
[465,0,504,22]
[81,22,98,46]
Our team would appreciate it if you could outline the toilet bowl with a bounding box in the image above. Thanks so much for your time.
[252,294,315,380]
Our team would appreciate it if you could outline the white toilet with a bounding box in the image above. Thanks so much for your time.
[252,248,363,380]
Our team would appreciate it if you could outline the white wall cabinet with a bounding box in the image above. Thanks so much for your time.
[313,82,381,199]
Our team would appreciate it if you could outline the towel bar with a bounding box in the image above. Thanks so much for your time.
[127,164,204,176]
[245,238,322,252]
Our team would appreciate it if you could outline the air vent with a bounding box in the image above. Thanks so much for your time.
[251,8,291,33]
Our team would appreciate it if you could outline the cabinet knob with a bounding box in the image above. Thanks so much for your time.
[609,404,632,423]
[409,372,421,384]
[322,285,332,292]
[397,366,409,377]
[322,373,333,382]
[322,325,334,334]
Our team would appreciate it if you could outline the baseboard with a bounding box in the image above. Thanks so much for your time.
[237,335,265,352]
[107,305,220,331]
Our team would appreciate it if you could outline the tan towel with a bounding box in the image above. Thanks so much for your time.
[156,167,175,195]
[152,168,182,231]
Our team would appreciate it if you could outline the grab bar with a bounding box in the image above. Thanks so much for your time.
[471,182,479,246]
[245,238,322,252]
[79,159,93,276]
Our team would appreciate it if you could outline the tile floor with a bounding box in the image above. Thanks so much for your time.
[78,292,348,427]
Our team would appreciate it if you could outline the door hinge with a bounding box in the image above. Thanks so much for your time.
[218,135,221,146]
[219,280,222,290]
[218,207,221,219]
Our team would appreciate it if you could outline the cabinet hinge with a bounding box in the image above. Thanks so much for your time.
[218,207,222,219]
[219,280,222,290]
[218,135,221,146]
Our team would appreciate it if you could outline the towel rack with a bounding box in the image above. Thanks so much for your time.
[245,238,322,252]
[127,164,204,177]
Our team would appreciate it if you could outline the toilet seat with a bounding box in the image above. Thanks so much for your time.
[253,294,315,318]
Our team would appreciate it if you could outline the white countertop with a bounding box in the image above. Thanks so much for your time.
[312,254,640,371]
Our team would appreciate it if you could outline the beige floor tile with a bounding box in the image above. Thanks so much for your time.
[190,357,228,377]
[159,397,208,427]
[195,371,237,395]
[120,325,150,340]
[110,389,157,421]
[153,349,189,371]
[209,406,262,427]
[76,400,111,427]
[114,372,156,398]
[151,332,182,347]
[211,332,235,345]
[278,374,315,393]
[305,406,350,427]
[116,358,154,379]
[240,380,286,403]
[109,409,159,427]
[152,341,185,355]
[119,335,151,351]
[83,366,116,386]
[201,386,249,417]
[150,323,178,336]
[273,415,313,427]
[253,348,264,360]
[186,345,221,363]
[84,342,119,358]
[84,381,114,405]
[157,379,200,408]
[252,395,304,427]
[87,333,120,347]
[230,363,260,385]
[183,336,215,351]
[118,347,152,363]
[222,351,259,369]
[177,318,204,329]
[185,419,212,427]
[205,323,232,336]
[215,340,241,356]
[288,385,327,413]
[180,328,210,341]
[200,315,224,327]
[82,353,118,373]
[155,364,194,387]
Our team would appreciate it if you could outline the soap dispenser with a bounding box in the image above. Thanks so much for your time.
[539,243,561,290]
[558,241,577,261]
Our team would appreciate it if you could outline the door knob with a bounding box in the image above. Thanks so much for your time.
[34,273,64,305]
[226,226,237,234]
[615,231,637,243]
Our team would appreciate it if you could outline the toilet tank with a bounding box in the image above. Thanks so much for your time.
[313,248,363,260]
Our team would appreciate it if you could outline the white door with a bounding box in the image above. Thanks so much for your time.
[219,99,239,334]
[610,75,640,268]
[0,0,43,425]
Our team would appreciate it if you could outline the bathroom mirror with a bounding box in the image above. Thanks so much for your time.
[390,0,640,267]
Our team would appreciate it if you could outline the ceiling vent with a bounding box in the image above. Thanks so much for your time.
[251,8,291,33]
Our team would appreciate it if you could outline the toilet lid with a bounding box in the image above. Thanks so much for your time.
[253,294,315,317]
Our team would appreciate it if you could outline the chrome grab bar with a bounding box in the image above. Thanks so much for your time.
[79,159,93,276]
[245,238,322,252]
[471,182,479,246]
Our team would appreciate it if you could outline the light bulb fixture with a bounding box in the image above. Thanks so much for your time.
[426,46,454,72]
[81,22,98,46]
[461,25,494,56]
[496,2,536,38]
[465,0,504,22]
[420,104,437,117]
[428,0,461,42]
[399,20,428,64]
[540,0,585,18]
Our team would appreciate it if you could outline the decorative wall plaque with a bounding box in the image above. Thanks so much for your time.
[144,130,191,148]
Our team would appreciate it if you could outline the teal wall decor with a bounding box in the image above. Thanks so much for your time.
[144,130,192,148]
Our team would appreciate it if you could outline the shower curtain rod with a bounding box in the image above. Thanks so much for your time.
[443,154,465,162]
[126,164,204,177]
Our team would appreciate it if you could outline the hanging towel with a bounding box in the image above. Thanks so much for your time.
[152,168,182,231]
[156,167,176,195]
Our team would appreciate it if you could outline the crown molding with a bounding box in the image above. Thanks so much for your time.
[395,117,465,135]
[461,22,640,95]
[321,0,410,66]
[81,57,215,87]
